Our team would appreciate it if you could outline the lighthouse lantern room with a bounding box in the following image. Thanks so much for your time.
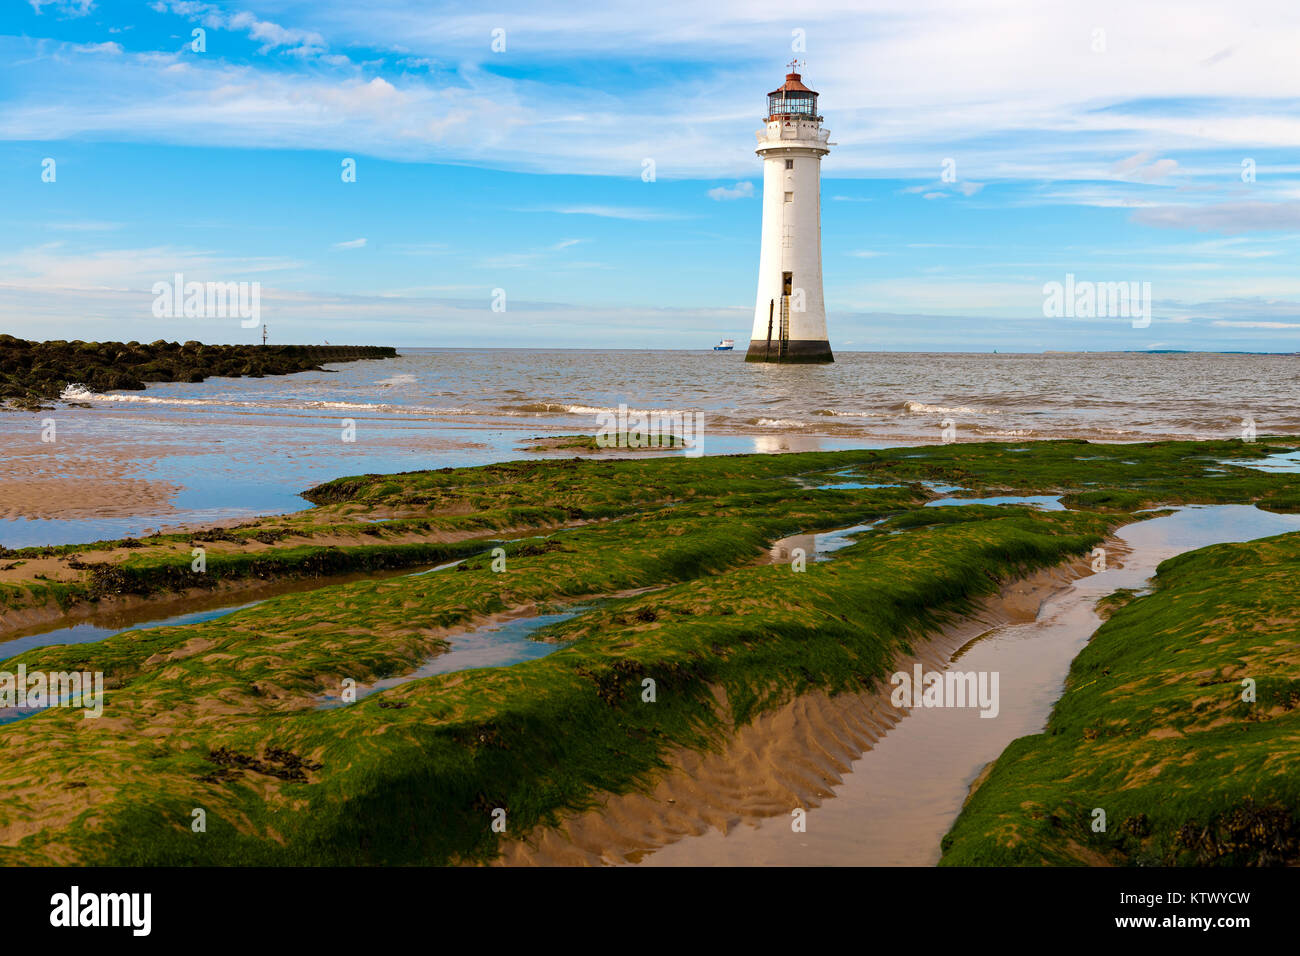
[745,62,834,363]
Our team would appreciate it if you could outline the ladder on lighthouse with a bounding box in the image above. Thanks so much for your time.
[778,295,791,358]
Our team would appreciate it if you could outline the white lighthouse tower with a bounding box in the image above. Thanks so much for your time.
[746,62,834,363]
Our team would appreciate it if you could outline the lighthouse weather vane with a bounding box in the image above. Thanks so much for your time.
[744,62,834,363]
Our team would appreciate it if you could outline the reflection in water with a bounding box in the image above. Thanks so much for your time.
[813,481,903,490]
[925,494,1065,510]
[1220,450,1300,474]
[1,602,262,662]
[768,521,884,563]
[316,608,586,708]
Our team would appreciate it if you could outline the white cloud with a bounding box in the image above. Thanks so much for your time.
[1112,152,1180,183]
[1212,320,1300,328]
[155,1,329,56]
[30,0,95,15]
[9,0,1300,183]
[707,181,754,201]
[1132,202,1300,232]
[71,41,122,55]
[332,238,367,249]
[526,205,682,221]
[46,220,123,232]
[0,244,303,292]
[479,238,590,269]
[389,242,448,255]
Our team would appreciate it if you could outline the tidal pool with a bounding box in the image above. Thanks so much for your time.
[316,608,585,707]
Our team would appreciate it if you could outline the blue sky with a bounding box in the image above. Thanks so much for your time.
[2,0,1299,350]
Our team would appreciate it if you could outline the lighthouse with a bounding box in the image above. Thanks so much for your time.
[745,62,834,364]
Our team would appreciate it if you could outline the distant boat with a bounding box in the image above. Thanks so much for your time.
[713,338,735,351]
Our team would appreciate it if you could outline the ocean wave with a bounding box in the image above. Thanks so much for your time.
[901,400,1001,416]
[59,386,478,417]
[61,385,217,408]
[500,402,580,414]
[810,408,888,418]
[500,402,700,419]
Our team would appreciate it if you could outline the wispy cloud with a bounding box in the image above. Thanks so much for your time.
[1110,151,1179,183]
[11,0,1300,182]
[150,1,329,56]
[479,238,587,269]
[0,244,304,292]
[1212,320,1300,328]
[46,220,123,232]
[70,41,122,54]
[707,181,753,201]
[1132,202,1300,232]
[30,0,95,16]
[332,237,367,249]
[524,205,682,221]
[389,242,448,255]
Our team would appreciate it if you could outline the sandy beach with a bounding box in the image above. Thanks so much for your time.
[0,430,186,522]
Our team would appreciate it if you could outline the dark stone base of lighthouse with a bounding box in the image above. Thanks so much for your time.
[744,339,835,364]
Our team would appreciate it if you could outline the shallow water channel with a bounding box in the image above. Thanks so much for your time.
[642,502,1300,866]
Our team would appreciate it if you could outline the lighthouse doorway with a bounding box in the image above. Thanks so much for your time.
[782,272,793,296]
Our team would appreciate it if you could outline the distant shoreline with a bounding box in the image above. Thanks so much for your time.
[301,346,1300,356]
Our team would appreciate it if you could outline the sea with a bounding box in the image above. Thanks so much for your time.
[3,348,1296,547]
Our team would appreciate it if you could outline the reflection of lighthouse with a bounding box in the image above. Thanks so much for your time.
[746,62,834,364]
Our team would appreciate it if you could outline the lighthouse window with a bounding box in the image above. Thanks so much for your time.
[784,192,793,203]
[785,159,793,169]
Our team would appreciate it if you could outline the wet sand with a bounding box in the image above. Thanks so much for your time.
[0,430,185,522]
[0,411,485,525]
